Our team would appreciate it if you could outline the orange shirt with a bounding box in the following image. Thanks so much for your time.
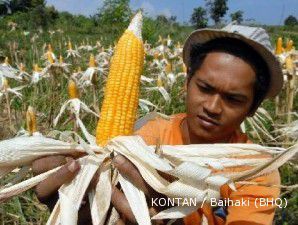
[135,113,280,225]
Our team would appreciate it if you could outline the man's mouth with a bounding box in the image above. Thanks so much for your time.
[197,115,220,129]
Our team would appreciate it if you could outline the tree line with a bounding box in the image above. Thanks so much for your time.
[190,0,298,28]
[0,0,297,31]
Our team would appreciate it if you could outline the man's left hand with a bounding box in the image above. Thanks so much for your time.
[111,154,182,225]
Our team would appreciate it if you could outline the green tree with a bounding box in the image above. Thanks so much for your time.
[206,0,228,25]
[156,14,168,24]
[11,0,31,11]
[0,0,12,15]
[30,4,47,28]
[284,15,298,26]
[169,15,177,23]
[190,6,208,28]
[230,10,243,24]
[45,5,59,21]
[96,0,131,26]
[0,0,46,15]
[94,0,132,42]
[30,0,45,7]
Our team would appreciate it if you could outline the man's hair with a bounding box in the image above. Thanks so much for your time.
[188,37,271,114]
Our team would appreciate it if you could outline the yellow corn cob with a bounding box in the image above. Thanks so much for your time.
[165,62,172,74]
[158,35,162,43]
[96,12,144,146]
[176,41,181,49]
[4,57,9,65]
[33,64,40,72]
[285,40,293,52]
[48,44,53,52]
[89,54,96,67]
[275,37,283,55]
[285,56,293,74]
[47,51,54,64]
[26,106,37,136]
[20,63,25,72]
[68,80,79,99]
[157,76,163,87]
[68,41,73,50]
[153,51,159,59]
[167,34,171,45]
[59,55,63,64]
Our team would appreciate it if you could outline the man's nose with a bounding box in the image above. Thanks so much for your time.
[203,94,222,117]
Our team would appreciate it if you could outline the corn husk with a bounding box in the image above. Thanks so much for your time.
[0,134,297,224]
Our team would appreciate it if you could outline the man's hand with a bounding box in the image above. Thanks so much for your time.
[32,156,80,204]
[112,154,183,225]
[32,154,183,225]
[32,155,92,225]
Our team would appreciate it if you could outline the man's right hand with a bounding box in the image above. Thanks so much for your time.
[32,155,80,209]
[32,155,93,224]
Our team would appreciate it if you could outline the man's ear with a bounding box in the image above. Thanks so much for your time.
[184,74,191,92]
[183,80,188,92]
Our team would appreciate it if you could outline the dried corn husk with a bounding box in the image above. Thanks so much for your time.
[0,135,88,167]
[0,134,297,225]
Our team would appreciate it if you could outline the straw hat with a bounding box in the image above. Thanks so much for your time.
[183,23,283,98]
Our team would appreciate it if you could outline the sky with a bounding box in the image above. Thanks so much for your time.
[46,0,298,25]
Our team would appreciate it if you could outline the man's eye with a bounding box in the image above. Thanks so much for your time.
[197,84,211,93]
[226,96,243,104]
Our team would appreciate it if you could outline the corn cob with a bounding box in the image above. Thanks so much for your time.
[68,80,79,99]
[285,39,293,52]
[285,56,294,74]
[89,54,96,67]
[20,63,25,72]
[158,35,162,43]
[157,76,163,87]
[47,51,54,64]
[59,55,64,64]
[48,44,53,52]
[176,41,181,49]
[33,64,40,72]
[26,106,37,136]
[165,62,172,74]
[275,37,283,55]
[96,12,144,146]
[4,57,9,64]
[68,40,73,50]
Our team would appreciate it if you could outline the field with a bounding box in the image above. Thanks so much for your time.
[0,11,297,225]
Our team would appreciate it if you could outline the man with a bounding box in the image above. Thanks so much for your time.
[33,23,283,225]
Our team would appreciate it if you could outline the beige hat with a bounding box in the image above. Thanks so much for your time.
[183,23,283,98]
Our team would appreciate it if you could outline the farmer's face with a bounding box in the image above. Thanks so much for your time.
[185,52,255,143]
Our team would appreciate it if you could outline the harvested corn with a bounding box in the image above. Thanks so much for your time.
[96,12,144,146]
